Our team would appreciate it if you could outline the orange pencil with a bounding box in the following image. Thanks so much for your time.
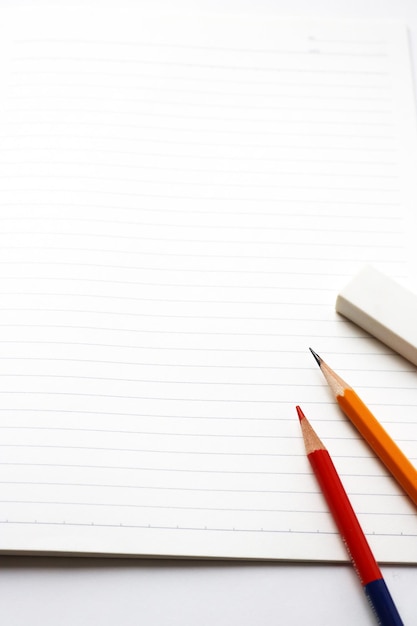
[310,348,417,507]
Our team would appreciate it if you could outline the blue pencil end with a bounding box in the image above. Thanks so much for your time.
[364,578,404,626]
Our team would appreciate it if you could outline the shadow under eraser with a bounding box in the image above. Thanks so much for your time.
[336,265,417,366]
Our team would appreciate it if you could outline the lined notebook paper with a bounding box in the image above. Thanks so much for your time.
[0,7,416,562]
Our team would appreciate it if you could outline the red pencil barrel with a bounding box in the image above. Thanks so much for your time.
[308,448,381,586]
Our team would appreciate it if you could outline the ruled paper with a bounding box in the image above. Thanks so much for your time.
[0,8,416,562]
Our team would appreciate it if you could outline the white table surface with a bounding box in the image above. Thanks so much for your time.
[0,1,417,624]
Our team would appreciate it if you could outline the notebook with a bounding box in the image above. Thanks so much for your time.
[0,7,416,562]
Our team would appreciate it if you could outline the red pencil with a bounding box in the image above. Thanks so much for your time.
[296,406,403,625]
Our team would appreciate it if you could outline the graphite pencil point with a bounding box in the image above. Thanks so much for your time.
[309,347,322,367]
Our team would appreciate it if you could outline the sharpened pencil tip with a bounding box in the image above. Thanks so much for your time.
[309,347,322,367]
[296,406,305,423]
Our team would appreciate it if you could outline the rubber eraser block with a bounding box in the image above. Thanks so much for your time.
[336,265,417,366]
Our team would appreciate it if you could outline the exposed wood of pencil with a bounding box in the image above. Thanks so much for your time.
[309,348,417,507]
[297,404,326,454]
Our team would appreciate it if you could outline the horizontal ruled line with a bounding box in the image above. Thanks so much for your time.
[0,230,401,245]
[0,217,402,233]
[0,358,338,369]
[0,393,413,412]
[0,261,370,276]
[11,69,392,91]
[0,323,350,336]
[6,426,404,444]
[0,480,309,493]
[0,461,393,479]
[0,374,328,387]
[0,499,398,515]
[0,332,342,346]
[1,483,412,508]
[0,408,311,421]
[13,38,389,54]
[7,95,393,116]
[0,426,301,438]
[1,129,399,149]
[0,305,343,317]
[0,176,400,193]
[0,284,349,295]
[0,443,298,454]
[0,149,398,166]
[1,519,413,538]
[0,499,410,516]
[0,200,404,215]
[0,408,414,425]
[0,393,299,405]
[0,189,403,205]
[0,164,399,181]
[11,83,392,103]
[12,55,390,76]
[0,243,403,261]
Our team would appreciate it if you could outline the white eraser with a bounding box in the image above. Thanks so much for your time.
[336,265,417,366]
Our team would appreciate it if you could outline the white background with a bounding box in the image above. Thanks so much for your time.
[0,1,416,624]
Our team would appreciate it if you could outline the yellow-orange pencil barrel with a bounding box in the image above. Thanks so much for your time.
[310,348,417,507]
